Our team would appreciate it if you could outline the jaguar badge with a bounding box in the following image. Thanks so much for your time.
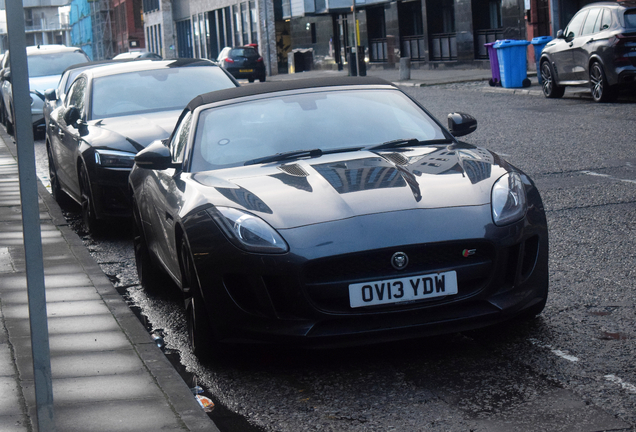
[391,252,409,270]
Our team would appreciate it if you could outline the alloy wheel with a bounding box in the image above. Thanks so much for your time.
[540,62,564,99]
[589,62,614,103]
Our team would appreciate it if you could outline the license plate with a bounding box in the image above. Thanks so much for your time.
[240,69,253,73]
[349,271,458,308]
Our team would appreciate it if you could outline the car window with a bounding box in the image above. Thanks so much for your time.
[27,51,89,78]
[191,89,446,171]
[230,48,258,58]
[90,66,236,119]
[599,9,613,31]
[171,111,192,163]
[582,8,602,35]
[565,10,588,38]
[625,10,636,29]
[66,76,88,117]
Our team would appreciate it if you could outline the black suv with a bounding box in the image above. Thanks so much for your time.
[539,1,636,102]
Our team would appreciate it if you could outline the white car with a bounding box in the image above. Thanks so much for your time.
[1,44,90,136]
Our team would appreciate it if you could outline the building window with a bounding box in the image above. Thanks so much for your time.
[241,3,249,44]
[249,1,257,44]
[143,0,159,13]
[193,14,200,58]
[489,0,502,28]
[176,19,193,58]
[233,5,241,46]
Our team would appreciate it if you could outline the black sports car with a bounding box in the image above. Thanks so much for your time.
[46,59,238,232]
[129,77,548,358]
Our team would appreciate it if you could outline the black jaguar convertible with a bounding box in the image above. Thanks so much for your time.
[129,77,549,359]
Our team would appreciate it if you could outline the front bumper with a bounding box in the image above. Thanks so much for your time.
[185,199,549,347]
[86,161,132,219]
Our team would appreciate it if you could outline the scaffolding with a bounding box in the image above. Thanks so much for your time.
[90,0,115,60]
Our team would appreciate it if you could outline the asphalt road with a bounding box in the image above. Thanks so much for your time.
[33,83,636,432]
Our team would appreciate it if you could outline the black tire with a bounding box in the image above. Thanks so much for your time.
[78,162,102,235]
[132,199,165,292]
[259,74,266,83]
[522,78,531,88]
[540,61,565,99]
[47,144,73,208]
[181,237,216,362]
[589,61,616,103]
[248,77,255,83]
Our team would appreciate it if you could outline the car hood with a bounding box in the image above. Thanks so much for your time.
[91,110,180,152]
[188,145,511,229]
[29,75,61,94]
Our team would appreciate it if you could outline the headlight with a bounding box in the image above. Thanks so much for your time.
[491,172,527,226]
[206,206,288,254]
[94,149,136,168]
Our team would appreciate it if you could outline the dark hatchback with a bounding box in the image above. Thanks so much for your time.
[540,1,636,102]
[130,77,549,359]
[218,46,266,82]
[46,59,238,233]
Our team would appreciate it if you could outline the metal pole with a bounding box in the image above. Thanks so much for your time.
[352,0,358,76]
[5,0,55,430]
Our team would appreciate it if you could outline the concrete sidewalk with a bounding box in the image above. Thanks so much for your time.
[265,65,593,99]
[267,64,497,86]
[0,127,218,430]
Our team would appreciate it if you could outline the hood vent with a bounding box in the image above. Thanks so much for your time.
[383,152,410,166]
[278,163,309,177]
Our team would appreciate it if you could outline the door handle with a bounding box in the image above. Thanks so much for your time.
[58,130,65,139]
[586,38,594,44]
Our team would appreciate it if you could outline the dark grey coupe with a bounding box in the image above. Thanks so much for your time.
[129,77,549,359]
[46,59,238,233]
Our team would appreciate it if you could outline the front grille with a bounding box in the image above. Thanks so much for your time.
[303,241,495,313]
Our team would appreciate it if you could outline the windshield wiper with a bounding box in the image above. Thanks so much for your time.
[244,149,323,166]
[366,138,453,151]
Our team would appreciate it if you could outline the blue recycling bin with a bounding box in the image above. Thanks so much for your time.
[493,39,531,88]
[531,36,553,84]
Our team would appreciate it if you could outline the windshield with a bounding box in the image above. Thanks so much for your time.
[28,52,89,78]
[191,88,446,171]
[91,66,235,119]
[230,48,259,58]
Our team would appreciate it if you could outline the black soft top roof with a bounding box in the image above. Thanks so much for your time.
[186,76,394,111]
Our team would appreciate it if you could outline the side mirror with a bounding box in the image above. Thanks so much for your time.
[44,88,57,102]
[448,112,477,137]
[63,106,82,127]
[135,140,179,170]
[556,30,564,39]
